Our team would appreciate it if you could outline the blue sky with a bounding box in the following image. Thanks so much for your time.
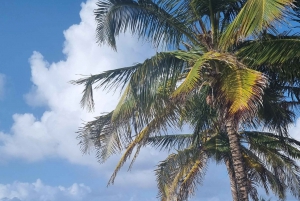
[0,1,300,201]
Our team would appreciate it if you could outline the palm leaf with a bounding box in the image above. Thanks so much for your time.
[77,112,124,161]
[238,39,300,65]
[155,145,207,200]
[95,0,198,50]
[108,104,178,184]
[220,0,294,49]
[147,134,193,151]
[71,51,186,110]
[171,56,206,98]
[71,65,138,111]
[217,66,267,115]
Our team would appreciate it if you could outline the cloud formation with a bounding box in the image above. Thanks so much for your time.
[4,0,296,200]
[0,0,169,199]
[0,0,155,167]
[0,179,91,201]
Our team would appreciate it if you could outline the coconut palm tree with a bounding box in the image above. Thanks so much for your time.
[149,131,300,201]
[147,82,300,201]
[76,81,300,200]
[73,0,300,200]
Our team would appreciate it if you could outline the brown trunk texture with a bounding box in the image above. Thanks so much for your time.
[225,159,239,201]
[226,120,249,201]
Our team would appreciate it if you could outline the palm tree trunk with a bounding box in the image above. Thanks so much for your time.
[225,159,239,201]
[226,119,249,201]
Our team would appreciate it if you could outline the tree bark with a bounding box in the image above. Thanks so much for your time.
[226,119,249,201]
[225,159,239,201]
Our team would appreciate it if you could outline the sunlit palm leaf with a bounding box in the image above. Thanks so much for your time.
[172,56,206,98]
[155,145,207,200]
[220,0,294,48]
[177,157,207,201]
[218,66,267,115]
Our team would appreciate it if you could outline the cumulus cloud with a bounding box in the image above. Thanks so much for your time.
[0,0,264,200]
[0,74,5,100]
[0,0,155,167]
[0,179,91,201]
[0,0,167,197]
[0,178,173,201]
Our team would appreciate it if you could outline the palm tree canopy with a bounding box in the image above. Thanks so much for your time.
[72,0,300,200]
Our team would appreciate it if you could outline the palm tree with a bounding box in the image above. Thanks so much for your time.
[149,131,300,201]
[147,83,300,201]
[75,81,300,200]
[73,0,300,200]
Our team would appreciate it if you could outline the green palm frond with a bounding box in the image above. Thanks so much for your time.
[220,0,294,49]
[242,148,287,199]
[172,56,206,98]
[95,0,198,50]
[177,156,207,201]
[256,85,296,136]
[155,145,207,201]
[108,105,178,184]
[181,89,218,135]
[242,132,300,199]
[77,112,124,162]
[111,84,136,122]
[243,131,300,159]
[238,39,300,65]
[72,51,186,110]
[147,134,193,151]
[204,54,268,116]
[285,86,300,102]
[71,65,139,111]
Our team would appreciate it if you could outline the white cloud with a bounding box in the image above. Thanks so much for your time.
[0,0,166,196]
[0,178,171,201]
[0,179,91,201]
[1,0,288,200]
[0,0,155,167]
[0,73,5,100]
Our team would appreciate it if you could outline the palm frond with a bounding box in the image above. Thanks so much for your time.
[108,105,178,184]
[177,156,207,201]
[220,0,294,49]
[77,112,124,162]
[95,0,198,50]
[71,51,186,110]
[147,134,193,151]
[206,53,268,116]
[71,65,138,111]
[238,39,300,65]
[257,85,295,136]
[155,145,207,200]
[171,56,206,98]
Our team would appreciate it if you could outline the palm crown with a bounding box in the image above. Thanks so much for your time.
[73,0,300,200]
